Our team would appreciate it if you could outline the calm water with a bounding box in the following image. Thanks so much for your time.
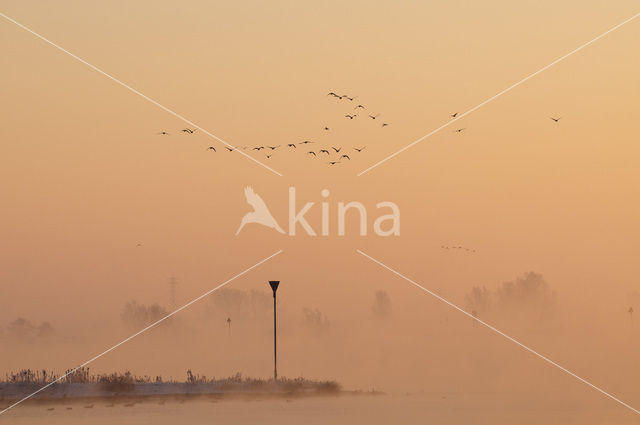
[3,393,638,424]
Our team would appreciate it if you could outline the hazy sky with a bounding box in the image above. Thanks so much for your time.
[1,0,639,418]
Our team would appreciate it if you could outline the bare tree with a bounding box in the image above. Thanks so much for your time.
[37,321,54,338]
[372,291,392,318]
[206,288,271,323]
[464,272,556,324]
[121,301,172,329]
[302,308,330,335]
[7,318,35,338]
[465,286,491,315]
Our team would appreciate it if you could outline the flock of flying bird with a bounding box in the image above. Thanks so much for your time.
[157,91,397,166]
[154,95,564,253]
[199,140,366,165]
[326,91,389,128]
[157,94,563,168]
[441,245,477,253]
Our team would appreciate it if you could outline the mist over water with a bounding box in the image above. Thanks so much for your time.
[2,0,640,423]
[3,272,639,398]
[7,394,640,425]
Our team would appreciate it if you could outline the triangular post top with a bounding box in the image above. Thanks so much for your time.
[269,280,280,293]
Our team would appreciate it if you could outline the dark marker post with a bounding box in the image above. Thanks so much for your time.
[269,280,280,380]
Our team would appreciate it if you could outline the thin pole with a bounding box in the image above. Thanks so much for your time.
[273,291,277,380]
[268,280,280,381]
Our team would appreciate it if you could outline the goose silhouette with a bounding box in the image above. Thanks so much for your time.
[236,187,285,235]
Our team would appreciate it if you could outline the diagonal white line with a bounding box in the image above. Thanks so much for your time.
[0,249,283,415]
[0,12,283,177]
[357,12,640,177]
[356,249,640,416]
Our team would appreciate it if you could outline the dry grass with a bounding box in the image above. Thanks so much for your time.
[2,369,340,394]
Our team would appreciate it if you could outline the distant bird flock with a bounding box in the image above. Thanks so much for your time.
[157,94,562,167]
[152,97,562,254]
[156,92,395,166]
[441,245,476,253]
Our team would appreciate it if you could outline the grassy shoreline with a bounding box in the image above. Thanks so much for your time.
[1,369,346,404]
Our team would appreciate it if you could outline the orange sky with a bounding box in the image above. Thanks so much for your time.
[1,0,639,418]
